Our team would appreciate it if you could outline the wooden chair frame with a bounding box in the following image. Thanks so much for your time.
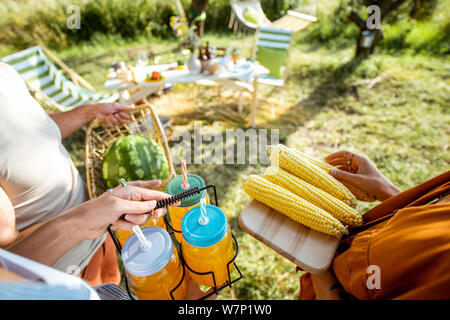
[228,1,317,34]
[40,46,96,92]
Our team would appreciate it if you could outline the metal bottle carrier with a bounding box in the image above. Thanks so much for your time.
[108,184,242,300]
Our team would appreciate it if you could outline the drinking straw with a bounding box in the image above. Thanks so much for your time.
[198,197,209,225]
[132,225,152,251]
[181,159,189,189]
[119,178,127,187]
[119,178,151,250]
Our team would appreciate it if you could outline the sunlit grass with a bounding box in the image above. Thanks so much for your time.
[47,31,450,299]
[1,1,449,297]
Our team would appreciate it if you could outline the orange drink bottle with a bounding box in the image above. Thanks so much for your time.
[116,217,165,247]
[181,204,234,287]
[166,174,209,242]
[121,227,187,300]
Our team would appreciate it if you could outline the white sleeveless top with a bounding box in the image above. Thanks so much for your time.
[0,62,104,271]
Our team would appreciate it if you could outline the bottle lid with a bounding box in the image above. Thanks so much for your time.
[181,205,228,248]
[121,227,173,277]
[166,174,206,207]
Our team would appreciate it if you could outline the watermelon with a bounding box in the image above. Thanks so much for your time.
[102,135,170,188]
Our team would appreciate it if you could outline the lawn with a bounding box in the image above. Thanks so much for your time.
[1,2,449,299]
[50,31,449,299]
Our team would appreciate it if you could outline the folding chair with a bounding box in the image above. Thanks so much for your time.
[229,0,317,34]
[209,27,292,127]
[253,27,293,88]
[0,46,119,112]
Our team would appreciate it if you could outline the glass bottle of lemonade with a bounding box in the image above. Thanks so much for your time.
[181,205,234,287]
[121,227,187,300]
[166,174,209,242]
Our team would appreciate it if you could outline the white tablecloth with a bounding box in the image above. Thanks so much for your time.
[104,58,269,91]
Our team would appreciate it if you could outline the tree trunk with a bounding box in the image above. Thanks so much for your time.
[349,0,407,57]
[190,0,209,37]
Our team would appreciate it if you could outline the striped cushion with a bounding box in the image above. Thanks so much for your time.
[1,46,118,111]
[255,28,292,80]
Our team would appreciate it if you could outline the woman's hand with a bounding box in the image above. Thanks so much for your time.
[83,102,133,127]
[68,184,173,240]
[50,102,133,139]
[184,274,218,300]
[125,179,163,189]
[7,181,175,266]
[310,270,347,300]
[324,151,401,201]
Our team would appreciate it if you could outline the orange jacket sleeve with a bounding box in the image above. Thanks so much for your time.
[299,170,450,300]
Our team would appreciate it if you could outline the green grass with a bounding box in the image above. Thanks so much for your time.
[0,0,305,49]
[1,2,449,300]
[47,32,449,300]
[299,0,449,56]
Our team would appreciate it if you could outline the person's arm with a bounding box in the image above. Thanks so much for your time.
[15,180,164,241]
[324,150,401,201]
[7,185,172,266]
[310,270,348,300]
[49,102,133,139]
[0,187,18,247]
[7,210,83,266]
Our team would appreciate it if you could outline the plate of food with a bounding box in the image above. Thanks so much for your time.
[145,71,166,82]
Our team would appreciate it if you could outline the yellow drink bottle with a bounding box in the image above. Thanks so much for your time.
[181,205,234,287]
[121,227,187,300]
[166,174,209,242]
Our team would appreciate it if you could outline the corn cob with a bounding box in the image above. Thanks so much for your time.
[268,145,356,205]
[285,147,377,202]
[264,166,362,228]
[290,148,334,173]
[243,175,348,237]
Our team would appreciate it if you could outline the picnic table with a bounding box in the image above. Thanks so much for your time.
[104,58,269,127]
